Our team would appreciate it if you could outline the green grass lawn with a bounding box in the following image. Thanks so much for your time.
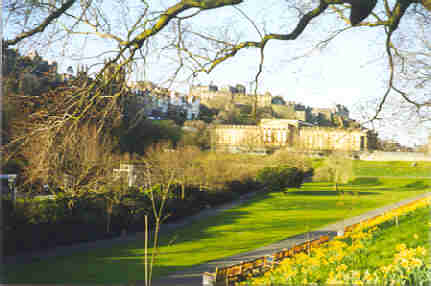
[353,160,431,178]
[4,162,431,284]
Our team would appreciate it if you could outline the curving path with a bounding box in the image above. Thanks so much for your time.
[148,191,431,286]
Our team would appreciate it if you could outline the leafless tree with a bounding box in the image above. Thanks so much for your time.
[3,0,430,129]
[269,148,313,172]
[313,151,353,192]
[140,141,182,284]
[21,123,116,193]
[175,144,201,199]
[355,19,430,143]
[20,120,134,234]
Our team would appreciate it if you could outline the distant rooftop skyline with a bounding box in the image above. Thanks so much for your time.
[5,0,429,147]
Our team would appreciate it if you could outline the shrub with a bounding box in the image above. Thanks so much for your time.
[256,166,304,192]
[226,179,262,195]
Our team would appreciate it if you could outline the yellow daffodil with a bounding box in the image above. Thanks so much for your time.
[411,258,423,268]
[351,270,361,280]
[336,264,348,272]
[416,246,427,256]
[396,243,407,252]
[399,258,410,269]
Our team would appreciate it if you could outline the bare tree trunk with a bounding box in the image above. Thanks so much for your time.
[144,215,149,286]
[149,217,160,284]
[181,184,185,200]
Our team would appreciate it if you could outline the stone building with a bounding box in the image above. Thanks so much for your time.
[128,82,200,120]
[296,127,376,152]
[189,84,272,108]
[213,119,377,153]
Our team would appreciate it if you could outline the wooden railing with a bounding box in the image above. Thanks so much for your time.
[202,235,330,286]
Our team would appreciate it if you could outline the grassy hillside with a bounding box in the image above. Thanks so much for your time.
[365,205,430,270]
[246,204,430,285]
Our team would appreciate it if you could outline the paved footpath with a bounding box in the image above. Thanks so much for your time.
[149,191,431,286]
[4,191,430,286]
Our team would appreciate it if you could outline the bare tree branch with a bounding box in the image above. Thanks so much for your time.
[5,0,77,47]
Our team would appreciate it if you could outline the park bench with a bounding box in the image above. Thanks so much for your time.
[240,260,254,277]
[203,234,333,285]
[276,248,291,260]
[203,266,229,286]
[273,250,286,262]
[226,264,243,284]
[203,264,246,286]
[311,238,322,248]
[318,235,330,245]
[251,257,267,274]
[293,241,307,254]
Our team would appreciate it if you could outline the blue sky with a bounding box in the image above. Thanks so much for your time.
[4,0,429,146]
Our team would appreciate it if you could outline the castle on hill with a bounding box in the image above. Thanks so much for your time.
[189,84,272,108]
[188,84,376,153]
[190,83,358,128]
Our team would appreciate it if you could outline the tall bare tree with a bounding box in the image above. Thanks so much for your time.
[313,151,354,192]
[3,0,430,129]
[140,141,182,284]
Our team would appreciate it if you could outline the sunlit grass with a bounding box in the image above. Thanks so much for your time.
[353,161,431,178]
[365,206,430,270]
[5,161,431,284]
[245,204,431,285]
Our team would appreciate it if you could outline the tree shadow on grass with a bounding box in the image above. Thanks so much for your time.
[349,177,382,186]
[284,190,379,196]
[404,181,429,190]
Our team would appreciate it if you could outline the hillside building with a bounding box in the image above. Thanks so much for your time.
[129,81,200,120]
[189,84,272,108]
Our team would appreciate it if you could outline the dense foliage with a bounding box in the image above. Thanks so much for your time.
[256,166,304,192]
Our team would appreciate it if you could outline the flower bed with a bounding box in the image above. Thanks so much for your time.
[242,200,431,285]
